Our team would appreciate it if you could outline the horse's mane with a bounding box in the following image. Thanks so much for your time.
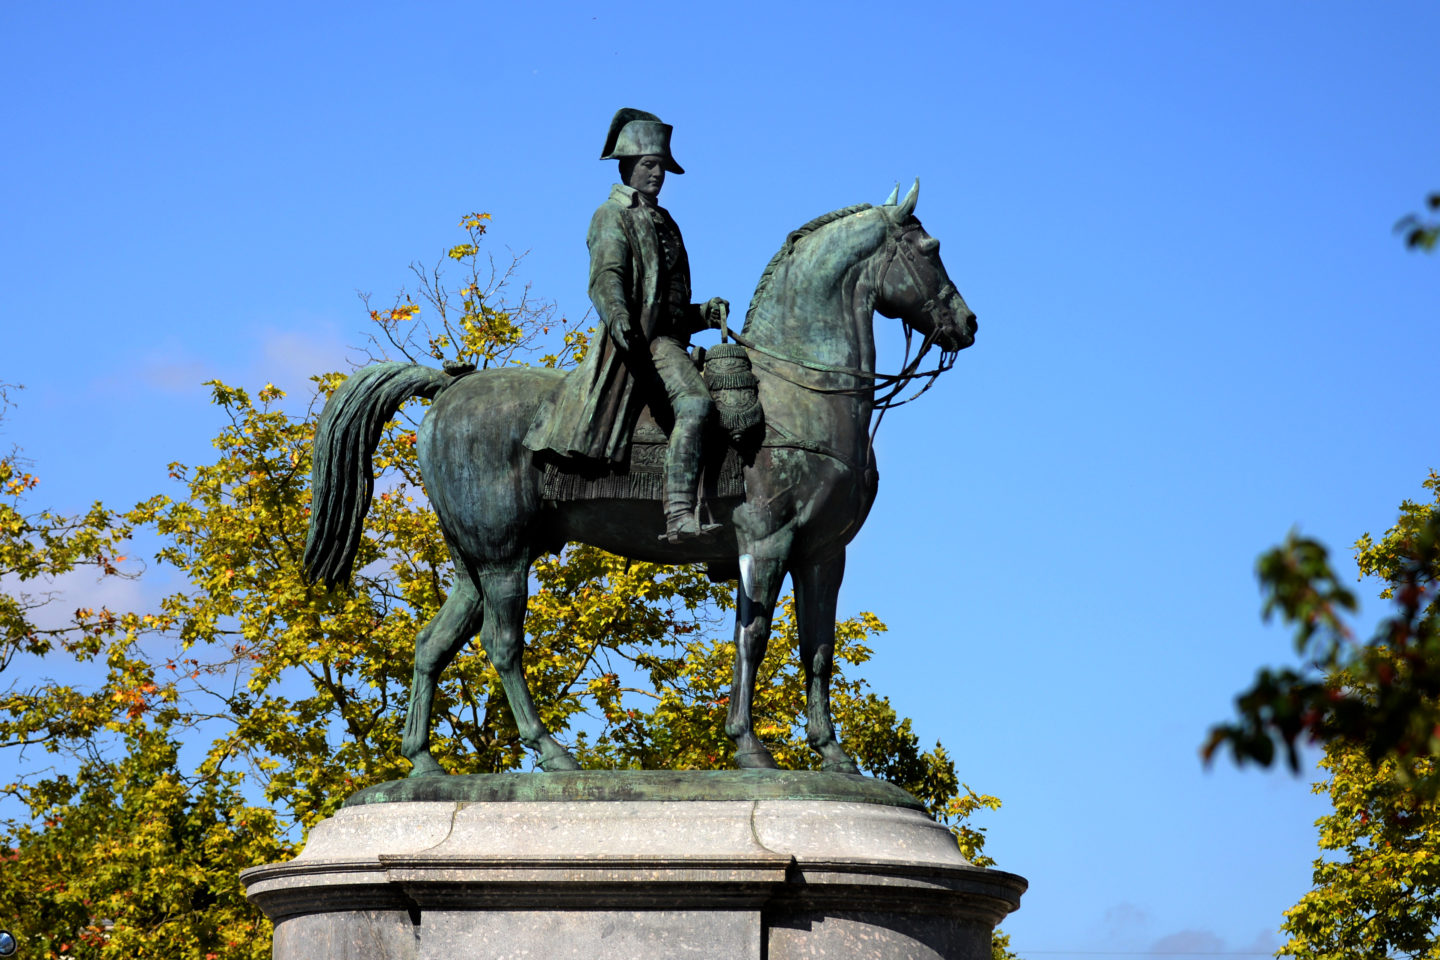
[745,203,874,324]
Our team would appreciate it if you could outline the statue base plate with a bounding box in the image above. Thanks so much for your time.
[242,773,1026,959]
[343,768,925,809]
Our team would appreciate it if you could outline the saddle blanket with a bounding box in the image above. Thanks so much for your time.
[539,419,747,502]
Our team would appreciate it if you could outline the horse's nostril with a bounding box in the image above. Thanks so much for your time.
[968,313,978,332]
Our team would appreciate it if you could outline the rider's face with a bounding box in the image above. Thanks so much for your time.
[626,155,666,198]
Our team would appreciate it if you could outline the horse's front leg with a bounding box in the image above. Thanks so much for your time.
[794,551,860,775]
[725,550,787,769]
[476,561,581,772]
[402,574,485,777]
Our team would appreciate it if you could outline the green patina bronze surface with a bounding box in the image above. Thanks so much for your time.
[343,769,924,810]
[302,109,980,785]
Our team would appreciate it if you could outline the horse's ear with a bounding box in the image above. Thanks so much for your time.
[897,178,919,219]
[882,183,899,206]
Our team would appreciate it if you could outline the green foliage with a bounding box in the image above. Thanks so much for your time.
[991,927,1022,960]
[1216,474,1440,959]
[1397,193,1440,252]
[0,383,137,675]
[0,723,288,959]
[1205,472,1440,784]
[1280,750,1440,960]
[1,383,287,958]
[1220,211,1440,957]
[0,219,1013,958]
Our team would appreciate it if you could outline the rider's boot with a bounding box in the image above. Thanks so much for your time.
[659,415,721,543]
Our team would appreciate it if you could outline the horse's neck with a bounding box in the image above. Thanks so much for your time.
[783,263,875,373]
[743,218,884,456]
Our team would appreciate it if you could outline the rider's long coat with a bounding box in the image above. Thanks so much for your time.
[524,184,697,464]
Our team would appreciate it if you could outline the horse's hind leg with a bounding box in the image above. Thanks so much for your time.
[795,551,861,775]
[401,572,485,777]
[476,561,581,772]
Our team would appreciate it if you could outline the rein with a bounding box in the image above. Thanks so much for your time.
[728,327,955,407]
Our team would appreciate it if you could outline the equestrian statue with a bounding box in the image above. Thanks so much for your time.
[303,109,978,777]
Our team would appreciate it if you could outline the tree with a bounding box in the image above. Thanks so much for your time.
[1279,748,1440,959]
[1270,476,1440,960]
[1,216,1016,958]
[1204,472,1440,786]
[0,381,136,683]
[1,383,284,958]
[1205,200,1440,959]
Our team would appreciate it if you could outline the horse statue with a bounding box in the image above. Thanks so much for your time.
[303,180,976,777]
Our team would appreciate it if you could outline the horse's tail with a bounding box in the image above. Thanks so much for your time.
[303,361,454,586]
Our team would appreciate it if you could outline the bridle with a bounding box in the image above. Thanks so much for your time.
[873,221,962,410]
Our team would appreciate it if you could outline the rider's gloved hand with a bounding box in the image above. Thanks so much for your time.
[704,298,730,329]
[609,317,644,353]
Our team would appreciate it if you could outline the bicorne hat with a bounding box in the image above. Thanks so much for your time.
[599,108,684,174]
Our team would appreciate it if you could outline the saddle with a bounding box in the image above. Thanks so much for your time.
[539,344,763,504]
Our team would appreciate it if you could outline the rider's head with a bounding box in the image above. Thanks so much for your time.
[620,155,667,198]
[601,108,683,197]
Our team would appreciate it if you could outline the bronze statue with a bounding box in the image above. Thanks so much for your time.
[303,108,977,777]
[524,109,729,543]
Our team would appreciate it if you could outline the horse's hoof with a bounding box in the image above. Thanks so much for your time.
[733,748,781,770]
[406,753,447,778]
[815,743,861,775]
[538,742,582,772]
[821,757,862,776]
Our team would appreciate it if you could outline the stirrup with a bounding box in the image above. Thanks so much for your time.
[658,514,722,544]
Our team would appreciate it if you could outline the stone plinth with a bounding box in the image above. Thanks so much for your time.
[241,771,1025,960]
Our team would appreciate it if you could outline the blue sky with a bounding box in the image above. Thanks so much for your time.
[4,2,1437,956]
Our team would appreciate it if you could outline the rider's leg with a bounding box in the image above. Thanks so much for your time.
[650,337,719,542]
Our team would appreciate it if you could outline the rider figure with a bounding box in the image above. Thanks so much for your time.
[524,108,728,543]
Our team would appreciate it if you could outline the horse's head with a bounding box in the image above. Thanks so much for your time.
[875,180,977,353]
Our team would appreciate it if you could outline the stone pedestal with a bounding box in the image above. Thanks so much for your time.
[241,771,1025,959]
